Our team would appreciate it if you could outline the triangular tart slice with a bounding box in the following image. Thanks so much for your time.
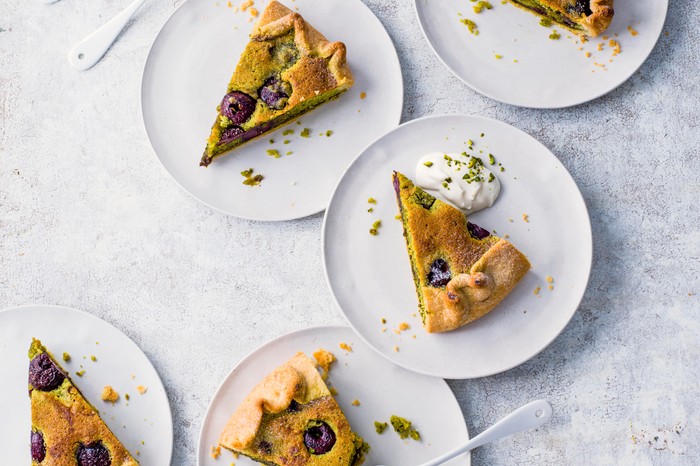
[28,339,139,465]
[201,0,354,166]
[219,352,367,464]
[507,0,614,37]
[393,172,531,333]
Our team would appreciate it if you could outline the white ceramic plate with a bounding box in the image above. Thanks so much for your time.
[197,326,470,466]
[323,114,592,379]
[142,0,402,221]
[415,0,668,108]
[0,305,173,464]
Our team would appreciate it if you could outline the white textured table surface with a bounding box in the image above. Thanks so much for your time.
[1,0,699,465]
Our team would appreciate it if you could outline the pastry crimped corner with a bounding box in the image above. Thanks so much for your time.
[507,0,614,37]
[392,172,531,333]
[201,0,354,166]
[219,352,367,465]
[28,338,139,465]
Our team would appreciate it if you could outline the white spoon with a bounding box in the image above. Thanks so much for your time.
[377,400,553,466]
[68,0,147,71]
[38,0,61,5]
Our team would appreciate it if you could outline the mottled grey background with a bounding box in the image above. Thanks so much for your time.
[1,0,698,464]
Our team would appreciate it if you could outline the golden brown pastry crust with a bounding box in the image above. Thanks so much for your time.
[393,172,531,333]
[508,0,614,37]
[219,353,329,450]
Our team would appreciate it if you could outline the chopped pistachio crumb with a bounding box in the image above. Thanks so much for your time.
[460,18,479,35]
[243,174,263,186]
[480,132,485,137]
[546,276,554,283]
[325,130,333,137]
[549,30,561,40]
[395,214,401,220]
[62,352,71,362]
[540,18,553,27]
[473,1,492,13]
[283,139,290,144]
[467,139,474,146]
[500,166,505,172]
[300,128,311,137]
[488,173,495,182]
[423,161,433,167]
[369,220,382,236]
[381,318,387,324]
[241,168,253,177]
[282,129,294,136]
[494,54,503,59]
[390,415,421,440]
[76,370,86,377]
[367,197,377,204]
[488,153,496,165]
[269,139,274,144]
[339,342,353,352]
[90,355,96,362]
[267,149,281,159]
[351,399,361,407]
[125,393,130,401]
[286,151,293,156]
[534,286,541,295]
[375,421,388,434]
[367,208,374,213]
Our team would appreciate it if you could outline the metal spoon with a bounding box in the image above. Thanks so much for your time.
[376,400,553,466]
[68,0,147,71]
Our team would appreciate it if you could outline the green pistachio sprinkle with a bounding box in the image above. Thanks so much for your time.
[368,197,377,204]
[549,30,561,40]
[300,128,311,137]
[286,151,293,156]
[460,18,479,35]
[326,130,333,137]
[488,173,495,182]
[423,161,434,167]
[243,174,263,186]
[284,140,290,144]
[241,168,253,178]
[76,370,86,377]
[267,149,281,159]
[489,153,496,165]
[269,139,274,144]
[282,129,294,135]
[540,18,553,27]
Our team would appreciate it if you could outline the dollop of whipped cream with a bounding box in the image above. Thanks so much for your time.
[416,151,500,214]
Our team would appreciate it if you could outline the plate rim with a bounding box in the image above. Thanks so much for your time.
[140,0,404,221]
[0,303,174,464]
[413,0,670,109]
[195,324,470,465]
[321,113,594,379]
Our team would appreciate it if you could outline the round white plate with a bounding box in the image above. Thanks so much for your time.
[197,326,470,466]
[323,114,592,379]
[0,304,173,464]
[142,0,403,221]
[415,0,668,108]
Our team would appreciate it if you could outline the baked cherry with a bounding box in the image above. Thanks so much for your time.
[219,126,244,144]
[76,442,111,466]
[567,0,592,16]
[31,430,46,462]
[220,91,256,125]
[29,353,65,391]
[304,421,336,454]
[427,258,451,288]
[259,77,292,110]
[467,221,491,240]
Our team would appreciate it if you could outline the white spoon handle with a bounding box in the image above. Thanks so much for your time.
[68,0,147,71]
[418,400,553,466]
